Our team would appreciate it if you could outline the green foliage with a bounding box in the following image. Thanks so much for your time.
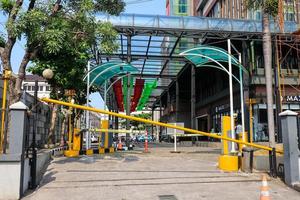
[21,0,124,104]
[246,0,278,16]
[0,0,14,14]
[120,113,152,130]
[0,34,5,47]
[96,22,119,54]
[94,0,125,15]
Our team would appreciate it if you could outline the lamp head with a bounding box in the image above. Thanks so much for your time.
[42,69,54,80]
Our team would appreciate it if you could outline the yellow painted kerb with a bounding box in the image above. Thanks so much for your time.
[86,149,93,155]
[99,148,105,154]
[64,150,79,157]
[109,147,115,153]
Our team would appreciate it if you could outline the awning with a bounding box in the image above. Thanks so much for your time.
[180,45,248,73]
[84,62,139,87]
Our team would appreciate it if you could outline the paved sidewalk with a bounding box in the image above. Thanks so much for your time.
[23,146,300,200]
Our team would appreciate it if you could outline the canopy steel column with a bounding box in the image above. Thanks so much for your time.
[176,79,179,122]
[242,41,250,140]
[191,64,197,144]
[151,106,154,138]
[167,89,171,109]
[86,61,91,150]
[104,80,107,110]
[126,35,132,146]
[191,64,196,129]
[159,97,162,141]
[114,108,119,137]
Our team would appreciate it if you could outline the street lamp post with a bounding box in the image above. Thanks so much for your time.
[31,68,53,189]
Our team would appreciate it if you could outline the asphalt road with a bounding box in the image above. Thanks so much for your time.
[23,143,300,200]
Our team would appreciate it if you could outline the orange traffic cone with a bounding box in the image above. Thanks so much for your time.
[260,175,271,200]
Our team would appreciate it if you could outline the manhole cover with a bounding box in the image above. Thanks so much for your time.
[158,195,178,200]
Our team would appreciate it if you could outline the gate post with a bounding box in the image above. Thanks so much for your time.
[279,110,300,187]
[0,101,28,199]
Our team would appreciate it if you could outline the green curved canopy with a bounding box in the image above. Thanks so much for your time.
[180,45,248,73]
[84,62,139,87]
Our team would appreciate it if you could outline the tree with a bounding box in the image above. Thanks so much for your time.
[120,113,152,130]
[246,0,278,148]
[0,0,125,104]
[0,0,125,144]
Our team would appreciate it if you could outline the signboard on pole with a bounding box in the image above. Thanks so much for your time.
[167,123,184,135]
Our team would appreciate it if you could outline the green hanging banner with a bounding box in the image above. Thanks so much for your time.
[123,75,134,112]
[136,80,157,111]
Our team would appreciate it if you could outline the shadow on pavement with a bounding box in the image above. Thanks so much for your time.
[41,179,261,189]
[54,175,241,183]
[66,169,224,173]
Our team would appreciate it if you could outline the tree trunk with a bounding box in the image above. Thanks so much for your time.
[48,103,58,144]
[262,10,276,148]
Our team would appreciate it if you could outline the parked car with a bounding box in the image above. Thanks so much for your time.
[136,135,152,142]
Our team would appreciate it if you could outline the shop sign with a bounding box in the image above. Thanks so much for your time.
[285,96,300,102]
[215,104,229,112]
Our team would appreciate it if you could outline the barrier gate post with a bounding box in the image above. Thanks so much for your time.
[279,110,300,187]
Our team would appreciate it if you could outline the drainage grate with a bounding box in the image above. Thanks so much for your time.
[158,195,178,200]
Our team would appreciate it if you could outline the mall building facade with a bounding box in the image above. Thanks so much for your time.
[159,0,300,142]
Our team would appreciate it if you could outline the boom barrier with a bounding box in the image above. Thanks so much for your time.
[41,98,283,154]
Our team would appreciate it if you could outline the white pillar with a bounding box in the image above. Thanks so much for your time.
[227,39,235,153]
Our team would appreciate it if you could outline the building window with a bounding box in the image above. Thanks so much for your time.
[284,0,295,21]
[247,1,262,20]
[46,86,51,91]
[27,86,32,91]
[212,2,220,18]
[23,85,27,91]
[178,0,187,14]
[39,86,43,91]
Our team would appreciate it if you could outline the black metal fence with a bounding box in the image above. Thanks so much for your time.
[21,92,64,151]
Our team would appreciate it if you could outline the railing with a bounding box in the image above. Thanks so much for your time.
[96,13,297,34]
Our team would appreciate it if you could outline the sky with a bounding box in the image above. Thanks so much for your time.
[89,0,166,109]
[0,0,166,109]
